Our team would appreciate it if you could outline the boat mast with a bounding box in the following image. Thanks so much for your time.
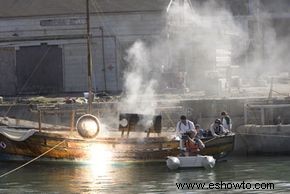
[86,0,93,114]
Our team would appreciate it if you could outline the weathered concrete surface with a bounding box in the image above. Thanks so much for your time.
[234,124,290,156]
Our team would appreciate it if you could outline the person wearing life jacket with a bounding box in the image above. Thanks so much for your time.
[221,111,232,131]
[209,119,229,137]
[176,115,196,152]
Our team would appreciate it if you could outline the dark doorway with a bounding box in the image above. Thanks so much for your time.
[0,48,16,96]
[16,45,63,94]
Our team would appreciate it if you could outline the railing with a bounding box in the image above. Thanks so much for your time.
[30,106,88,132]
[244,103,290,125]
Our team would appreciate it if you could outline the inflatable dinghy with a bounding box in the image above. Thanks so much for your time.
[166,155,215,170]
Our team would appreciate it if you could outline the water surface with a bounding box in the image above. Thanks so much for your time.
[0,157,289,193]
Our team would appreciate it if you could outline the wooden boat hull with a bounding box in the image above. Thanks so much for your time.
[0,130,235,162]
[0,131,179,162]
[200,134,235,159]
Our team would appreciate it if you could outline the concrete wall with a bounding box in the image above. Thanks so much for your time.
[234,124,290,156]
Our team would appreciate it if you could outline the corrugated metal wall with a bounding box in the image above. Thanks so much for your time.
[63,36,118,93]
[103,37,118,92]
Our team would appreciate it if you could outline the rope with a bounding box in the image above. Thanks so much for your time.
[0,139,66,178]
[272,89,289,97]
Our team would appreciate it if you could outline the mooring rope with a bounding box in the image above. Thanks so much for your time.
[0,139,66,178]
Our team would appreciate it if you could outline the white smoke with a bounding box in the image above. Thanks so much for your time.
[116,1,290,130]
[120,1,251,114]
[120,1,289,113]
[241,4,290,87]
[119,40,157,115]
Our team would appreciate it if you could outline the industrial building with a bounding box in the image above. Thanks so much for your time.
[0,0,289,96]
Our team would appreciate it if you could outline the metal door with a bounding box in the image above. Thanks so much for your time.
[16,45,63,94]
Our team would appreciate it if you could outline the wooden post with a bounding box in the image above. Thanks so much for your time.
[100,26,107,92]
[16,119,20,126]
[147,129,150,138]
[268,77,273,101]
[261,108,265,125]
[244,103,248,125]
[86,0,93,114]
[38,110,42,132]
[126,127,130,138]
[70,110,75,131]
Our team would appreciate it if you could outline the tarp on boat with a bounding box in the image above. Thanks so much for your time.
[0,127,37,141]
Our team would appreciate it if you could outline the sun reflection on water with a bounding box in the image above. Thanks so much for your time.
[86,144,113,177]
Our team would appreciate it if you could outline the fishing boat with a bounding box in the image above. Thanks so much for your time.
[0,113,177,162]
[0,0,235,163]
[0,113,235,162]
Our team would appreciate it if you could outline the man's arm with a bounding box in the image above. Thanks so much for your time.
[221,125,229,134]
[225,117,230,125]
[209,124,219,137]
[226,116,232,130]
[176,121,181,137]
[189,121,197,137]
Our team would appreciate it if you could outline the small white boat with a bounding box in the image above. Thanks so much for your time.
[166,155,215,170]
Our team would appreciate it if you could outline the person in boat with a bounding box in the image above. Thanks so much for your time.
[195,124,206,138]
[194,124,206,150]
[209,119,229,137]
[176,115,196,151]
[221,111,232,131]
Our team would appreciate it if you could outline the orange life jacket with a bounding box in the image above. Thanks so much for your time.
[184,140,199,155]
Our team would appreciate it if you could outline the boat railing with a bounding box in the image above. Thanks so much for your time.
[30,107,88,132]
[33,108,163,138]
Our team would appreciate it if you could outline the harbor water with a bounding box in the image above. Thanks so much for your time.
[0,156,289,193]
